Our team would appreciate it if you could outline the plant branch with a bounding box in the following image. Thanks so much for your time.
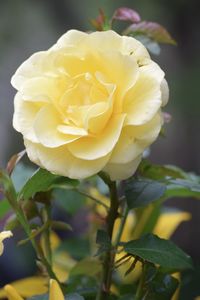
[96,174,119,300]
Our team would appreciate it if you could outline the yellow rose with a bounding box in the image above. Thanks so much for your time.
[12,30,168,180]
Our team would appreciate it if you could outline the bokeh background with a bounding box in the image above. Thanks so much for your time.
[0,0,200,298]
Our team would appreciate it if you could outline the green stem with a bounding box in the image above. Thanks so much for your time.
[135,263,147,300]
[7,198,60,283]
[42,203,52,265]
[114,205,129,247]
[96,175,119,300]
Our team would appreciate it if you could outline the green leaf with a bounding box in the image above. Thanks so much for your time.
[0,199,11,218]
[125,178,166,209]
[70,258,102,277]
[11,163,35,192]
[59,238,90,260]
[67,274,97,297]
[19,168,78,200]
[166,178,200,199]
[144,264,179,300]
[124,233,193,271]
[148,274,179,299]
[54,189,86,215]
[139,160,188,180]
[125,21,176,45]
[0,169,18,209]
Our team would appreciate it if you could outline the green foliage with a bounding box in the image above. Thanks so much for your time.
[124,233,193,271]
[18,168,78,201]
[54,189,86,215]
[0,198,11,218]
[125,178,166,209]
[141,264,179,300]
[70,258,102,277]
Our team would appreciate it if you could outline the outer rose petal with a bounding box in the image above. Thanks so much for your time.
[161,78,169,106]
[13,93,40,143]
[24,140,111,179]
[103,155,142,181]
[124,62,164,126]
[11,51,47,90]
[110,113,162,164]
[67,114,126,160]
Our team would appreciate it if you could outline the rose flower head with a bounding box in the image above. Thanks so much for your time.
[12,30,168,180]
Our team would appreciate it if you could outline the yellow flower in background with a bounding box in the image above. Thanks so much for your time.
[49,279,64,300]
[0,231,75,299]
[4,279,64,300]
[0,277,48,299]
[12,30,168,180]
[0,231,12,256]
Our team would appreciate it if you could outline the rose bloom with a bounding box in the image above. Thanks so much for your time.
[12,30,168,180]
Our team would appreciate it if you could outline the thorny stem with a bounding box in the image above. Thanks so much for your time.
[96,173,122,300]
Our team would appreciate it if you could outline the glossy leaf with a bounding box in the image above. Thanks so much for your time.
[18,168,78,200]
[125,178,166,209]
[124,233,193,271]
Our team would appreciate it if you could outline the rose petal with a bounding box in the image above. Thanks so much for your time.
[24,140,111,179]
[67,114,126,160]
[124,62,164,125]
[34,105,81,147]
[110,113,162,164]
[161,78,169,106]
[103,155,142,181]
[13,93,40,143]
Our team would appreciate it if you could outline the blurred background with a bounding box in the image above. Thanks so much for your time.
[0,0,200,298]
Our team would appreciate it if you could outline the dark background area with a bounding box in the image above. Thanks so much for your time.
[0,0,200,298]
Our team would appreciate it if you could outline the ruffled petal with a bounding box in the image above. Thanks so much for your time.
[110,113,162,164]
[67,114,126,160]
[33,105,81,147]
[124,62,164,126]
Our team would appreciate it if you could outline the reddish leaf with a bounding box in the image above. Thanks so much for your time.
[90,9,106,31]
[125,21,176,45]
[113,7,141,23]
